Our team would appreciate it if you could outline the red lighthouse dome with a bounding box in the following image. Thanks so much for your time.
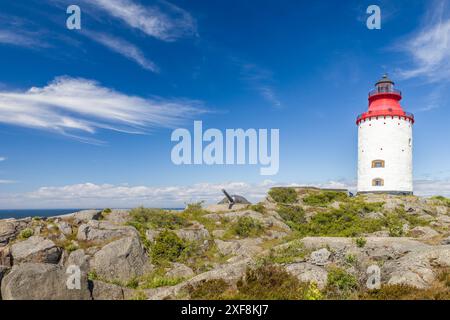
[356,74,414,125]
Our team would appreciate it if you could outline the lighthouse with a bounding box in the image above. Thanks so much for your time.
[357,75,414,195]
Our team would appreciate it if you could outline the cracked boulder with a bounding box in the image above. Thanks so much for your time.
[90,236,152,282]
[1,263,91,300]
[11,236,62,264]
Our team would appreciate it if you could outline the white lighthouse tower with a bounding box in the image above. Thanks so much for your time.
[357,75,414,195]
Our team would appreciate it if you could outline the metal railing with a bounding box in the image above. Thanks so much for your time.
[369,88,402,97]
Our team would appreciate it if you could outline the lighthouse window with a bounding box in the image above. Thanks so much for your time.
[372,160,385,168]
[372,178,384,187]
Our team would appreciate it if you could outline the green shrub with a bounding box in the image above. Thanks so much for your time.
[19,228,34,239]
[355,237,367,248]
[304,282,323,300]
[294,204,384,237]
[87,271,98,281]
[65,243,79,253]
[183,202,206,216]
[393,207,429,227]
[384,213,404,237]
[128,207,188,230]
[151,230,192,263]
[268,188,298,204]
[276,205,306,226]
[268,240,308,264]
[431,196,450,207]
[303,191,348,207]
[326,267,358,298]
[125,277,140,289]
[143,276,184,289]
[345,254,357,265]
[249,203,266,214]
[235,264,310,300]
[232,217,263,238]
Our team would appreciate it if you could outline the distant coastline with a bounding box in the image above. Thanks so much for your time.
[0,208,184,220]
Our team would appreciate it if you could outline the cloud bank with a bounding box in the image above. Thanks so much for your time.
[1,179,449,209]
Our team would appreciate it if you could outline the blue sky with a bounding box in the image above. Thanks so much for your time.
[0,0,449,209]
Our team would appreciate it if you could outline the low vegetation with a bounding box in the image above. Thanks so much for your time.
[128,207,189,231]
[293,203,385,237]
[19,228,34,240]
[325,267,359,299]
[151,230,195,264]
[268,188,298,204]
[276,205,306,226]
[248,203,266,214]
[189,264,312,300]
[302,191,348,207]
[229,217,264,238]
[354,237,367,248]
[265,240,308,264]
[431,196,450,207]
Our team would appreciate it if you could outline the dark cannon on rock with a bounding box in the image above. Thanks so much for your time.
[218,189,251,209]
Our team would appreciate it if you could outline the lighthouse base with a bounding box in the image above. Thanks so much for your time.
[357,191,413,196]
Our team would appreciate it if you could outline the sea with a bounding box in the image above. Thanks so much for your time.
[0,208,184,220]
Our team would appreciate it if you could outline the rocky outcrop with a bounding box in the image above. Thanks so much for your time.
[309,248,331,266]
[385,246,450,289]
[165,263,195,279]
[77,221,138,242]
[0,190,448,300]
[148,258,254,300]
[103,210,131,224]
[90,236,151,282]
[174,223,210,242]
[0,246,12,267]
[72,210,102,223]
[0,219,30,247]
[214,238,263,260]
[285,263,328,289]
[10,236,61,264]
[1,263,91,300]
[56,221,73,236]
[409,226,440,240]
[91,280,125,300]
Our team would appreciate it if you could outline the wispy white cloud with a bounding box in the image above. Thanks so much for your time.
[85,32,158,72]
[397,0,450,82]
[239,62,282,108]
[85,0,197,41]
[0,157,6,162]
[0,76,205,143]
[258,86,282,108]
[0,14,49,49]
[0,30,47,48]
